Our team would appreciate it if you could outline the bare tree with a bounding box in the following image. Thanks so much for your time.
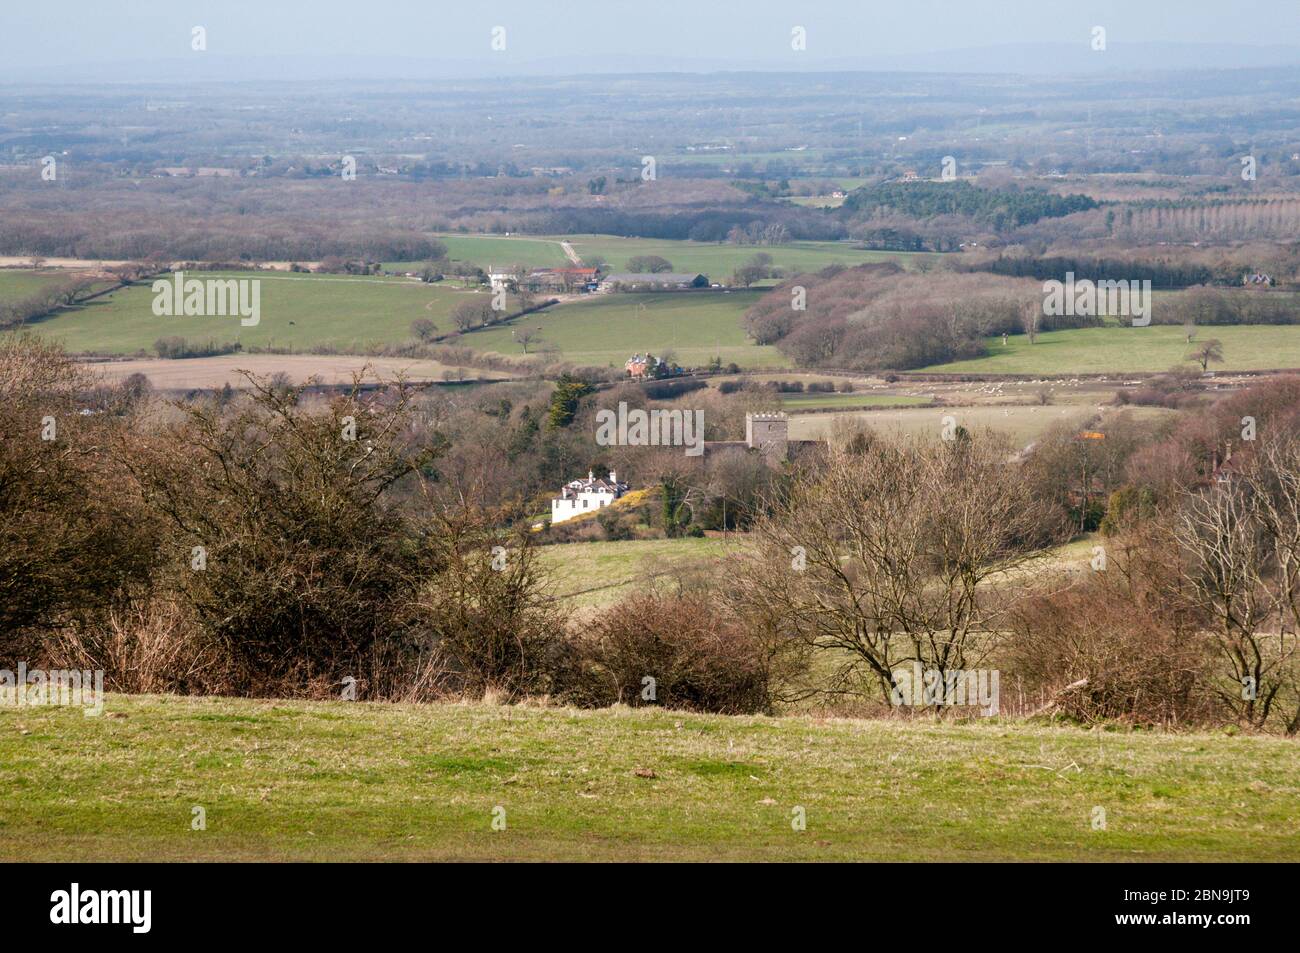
[514,327,540,353]
[1020,300,1041,344]
[728,433,1056,707]
[1188,338,1225,372]
[1173,433,1300,728]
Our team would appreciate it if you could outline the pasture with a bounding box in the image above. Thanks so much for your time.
[389,234,933,280]
[0,268,80,299]
[920,324,1300,375]
[1,693,1294,861]
[563,235,932,277]
[386,234,571,272]
[463,290,784,369]
[788,403,1177,447]
[537,537,733,608]
[15,271,511,355]
[0,267,115,300]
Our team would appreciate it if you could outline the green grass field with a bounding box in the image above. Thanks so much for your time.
[538,537,734,608]
[564,235,931,277]
[921,324,1300,375]
[16,272,512,355]
[391,234,933,279]
[2,693,1295,861]
[0,269,81,299]
[0,268,116,303]
[386,234,571,272]
[465,290,785,368]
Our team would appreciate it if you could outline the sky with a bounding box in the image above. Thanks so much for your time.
[4,0,1300,80]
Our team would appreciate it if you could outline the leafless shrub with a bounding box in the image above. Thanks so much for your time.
[45,598,228,695]
[728,430,1062,708]
[1005,534,1215,726]
[556,591,779,714]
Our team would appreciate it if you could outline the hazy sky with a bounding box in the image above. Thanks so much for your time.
[5,0,1300,78]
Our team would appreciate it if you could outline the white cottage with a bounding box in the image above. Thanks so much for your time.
[551,470,628,524]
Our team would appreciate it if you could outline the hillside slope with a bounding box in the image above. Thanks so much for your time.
[1,694,1296,861]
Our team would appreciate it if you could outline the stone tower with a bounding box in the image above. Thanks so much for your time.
[746,412,789,460]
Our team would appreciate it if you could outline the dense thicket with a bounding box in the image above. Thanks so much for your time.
[843,181,1099,229]
[743,263,1045,371]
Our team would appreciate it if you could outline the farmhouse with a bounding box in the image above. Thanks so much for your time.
[487,268,516,293]
[598,272,709,293]
[625,354,659,378]
[551,470,629,524]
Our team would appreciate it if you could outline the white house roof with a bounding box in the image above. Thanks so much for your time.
[554,471,629,500]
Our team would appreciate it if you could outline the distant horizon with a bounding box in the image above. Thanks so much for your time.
[6,0,1300,82]
[9,40,1300,87]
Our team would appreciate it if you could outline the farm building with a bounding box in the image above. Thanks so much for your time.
[525,267,600,293]
[598,273,709,292]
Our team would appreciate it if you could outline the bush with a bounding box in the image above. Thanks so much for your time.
[641,378,706,400]
[400,510,567,700]
[596,508,636,541]
[0,336,160,652]
[154,336,242,359]
[121,376,435,693]
[1004,539,1214,726]
[557,592,774,713]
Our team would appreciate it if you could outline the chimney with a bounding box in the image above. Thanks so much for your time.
[588,470,594,481]
[609,470,617,484]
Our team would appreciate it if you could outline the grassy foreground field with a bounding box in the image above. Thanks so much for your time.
[1,694,1295,861]
[18,271,507,355]
[921,324,1300,375]
[466,290,784,368]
